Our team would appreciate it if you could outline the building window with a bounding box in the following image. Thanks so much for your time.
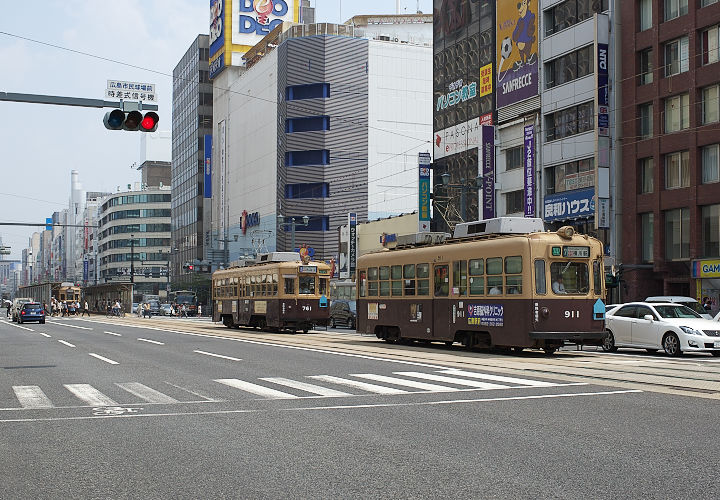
[545,0,609,36]
[639,0,653,31]
[665,151,690,189]
[285,83,330,101]
[663,93,689,132]
[545,101,594,141]
[287,216,330,232]
[285,183,330,199]
[545,158,594,195]
[639,102,653,139]
[702,204,720,257]
[639,48,653,85]
[285,149,330,167]
[505,190,524,214]
[505,146,523,171]
[664,0,688,21]
[664,36,689,76]
[285,116,330,133]
[702,144,720,183]
[641,213,654,263]
[702,25,720,65]
[665,208,690,260]
[639,158,654,193]
[702,84,720,124]
[545,45,593,89]
[702,0,719,6]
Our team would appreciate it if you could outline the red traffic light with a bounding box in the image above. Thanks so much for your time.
[140,112,159,132]
[188,265,194,271]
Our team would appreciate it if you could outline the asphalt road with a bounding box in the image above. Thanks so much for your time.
[1,315,718,499]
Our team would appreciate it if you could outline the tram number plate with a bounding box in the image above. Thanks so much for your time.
[715,341,720,348]
[563,246,589,258]
[302,305,312,312]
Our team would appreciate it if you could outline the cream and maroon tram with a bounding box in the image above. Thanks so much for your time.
[212,253,331,333]
[356,218,606,354]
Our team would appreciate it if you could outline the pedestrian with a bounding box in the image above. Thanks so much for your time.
[82,300,90,317]
[181,304,187,318]
[95,300,99,314]
[43,301,48,315]
[142,302,150,318]
[703,296,712,312]
[197,304,202,317]
[5,301,10,317]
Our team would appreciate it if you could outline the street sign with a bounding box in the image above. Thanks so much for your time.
[105,80,157,102]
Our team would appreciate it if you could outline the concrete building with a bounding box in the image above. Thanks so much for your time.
[97,186,172,301]
[210,16,433,265]
[620,0,720,303]
[171,34,213,282]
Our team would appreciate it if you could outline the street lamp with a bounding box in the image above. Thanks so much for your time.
[439,172,484,223]
[277,215,310,252]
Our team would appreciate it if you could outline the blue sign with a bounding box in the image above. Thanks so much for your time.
[467,304,504,327]
[204,134,212,198]
[209,0,225,57]
[597,43,609,107]
[593,299,606,321]
[83,260,89,282]
[209,54,226,80]
[45,217,53,231]
[543,187,595,222]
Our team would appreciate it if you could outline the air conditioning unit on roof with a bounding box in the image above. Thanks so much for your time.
[453,217,545,238]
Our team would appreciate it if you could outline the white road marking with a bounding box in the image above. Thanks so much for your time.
[104,331,121,336]
[57,340,76,348]
[64,384,118,406]
[394,372,509,390]
[193,350,241,361]
[37,332,52,338]
[215,378,299,399]
[137,338,165,345]
[12,386,54,409]
[438,369,556,387]
[0,390,644,423]
[4,322,34,332]
[163,381,218,402]
[307,375,408,395]
[46,321,92,330]
[88,353,119,365]
[115,382,179,404]
[260,377,352,397]
[350,373,461,392]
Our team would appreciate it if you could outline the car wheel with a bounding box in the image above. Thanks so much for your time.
[711,351,720,357]
[346,318,354,329]
[602,330,618,352]
[663,332,682,357]
[330,318,336,328]
[40,320,45,324]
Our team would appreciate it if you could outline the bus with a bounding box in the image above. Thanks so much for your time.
[168,290,198,316]
[356,218,606,354]
[212,252,331,333]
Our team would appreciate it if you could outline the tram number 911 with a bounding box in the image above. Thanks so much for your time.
[564,310,581,319]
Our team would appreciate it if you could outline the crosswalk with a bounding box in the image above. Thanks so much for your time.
[4,369,572,410]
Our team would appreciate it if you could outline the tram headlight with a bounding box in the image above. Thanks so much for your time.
[541,307,550,318]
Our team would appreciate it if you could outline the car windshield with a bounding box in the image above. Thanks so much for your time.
[348,301,357,313]
[23,303,40,309]
[653,305,702,319]
[679,302,707,315]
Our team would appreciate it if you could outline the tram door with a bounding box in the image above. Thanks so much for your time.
[432,264,451,338]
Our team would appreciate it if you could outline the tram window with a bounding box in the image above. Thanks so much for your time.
[593,260,602,295]
[434,265,449,297]
[284,278,295,295]
[506,275,522,294]
[392,280,403,296]
[550,262,590,295]
[417,263,429,278]
[469,259,484,276]
[505,256,523,274]
[470,276,485,295]
[391,265,402,280]
[319,278,328,296]
[369,281,378,296]
[403,265,416,296]
[453,261,468,296]
[299,276,316,294]
[379,281,391,296]
[391,265,403,296]
[368,267,378,280]
[535,260,547,294]
[404,279,416,295]
[379,266,390,280]
[486,257,503,275]
[417,263,430,296]
[488,276,503,295]
[359,271,367,297]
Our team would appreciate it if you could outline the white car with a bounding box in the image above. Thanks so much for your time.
[603,302,720,357]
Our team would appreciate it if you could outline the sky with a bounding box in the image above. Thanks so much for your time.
[0,0,433,261]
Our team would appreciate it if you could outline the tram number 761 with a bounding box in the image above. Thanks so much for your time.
[302,305,312,312]
[564,310,580,319]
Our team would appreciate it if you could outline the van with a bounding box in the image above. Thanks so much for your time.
[11,298,33,322]
[644,296,712,319]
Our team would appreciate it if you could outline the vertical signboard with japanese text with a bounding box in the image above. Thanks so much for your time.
[349,213,357,278]
[496,0,539,108]
[523,124,535,217]
[204,134,212,199]
[481,126,495,220]
[218,120,227,245]
[418,152,431,232]
[595,13,610,229]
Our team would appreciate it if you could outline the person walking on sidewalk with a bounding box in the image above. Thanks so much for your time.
[82,300,90,317]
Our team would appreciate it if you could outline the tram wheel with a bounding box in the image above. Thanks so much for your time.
[511,347,524,354]
[543,347,557,355]
[445,341,454,347]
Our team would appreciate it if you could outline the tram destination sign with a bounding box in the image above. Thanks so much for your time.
[562,246,590,258]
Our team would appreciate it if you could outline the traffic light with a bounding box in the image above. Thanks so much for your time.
[103,109,159,132]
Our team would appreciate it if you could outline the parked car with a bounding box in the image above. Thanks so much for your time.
[645,296,712,319]
[329,300,356,329]
[18,302,46,324]
[147,300,162,316]
[131,303,139,315]
[11,297,33,322]
[160,303,173,316]
[603,302,720,357]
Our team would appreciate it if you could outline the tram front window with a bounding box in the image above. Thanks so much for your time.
[550,262,589,295]
[299,276,316,294]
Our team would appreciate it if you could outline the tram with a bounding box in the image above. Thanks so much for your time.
[356,218,606,354]
[212,252,331,333]
[19,282,82,306]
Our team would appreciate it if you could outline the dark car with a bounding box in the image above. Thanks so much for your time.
[19,302,46,324]
[147,301,162,316]
[329,300,356,329]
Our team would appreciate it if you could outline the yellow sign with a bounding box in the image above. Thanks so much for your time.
[479,63,493,97]
[693,260,720,278]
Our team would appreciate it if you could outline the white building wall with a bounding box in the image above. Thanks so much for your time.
[367,41,432,220]
[496,120,527,216]
[141,131,172,163]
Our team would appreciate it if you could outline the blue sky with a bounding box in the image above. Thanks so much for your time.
[0,0,433,260]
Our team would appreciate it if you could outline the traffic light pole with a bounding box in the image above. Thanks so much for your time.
[0,92,158,111]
